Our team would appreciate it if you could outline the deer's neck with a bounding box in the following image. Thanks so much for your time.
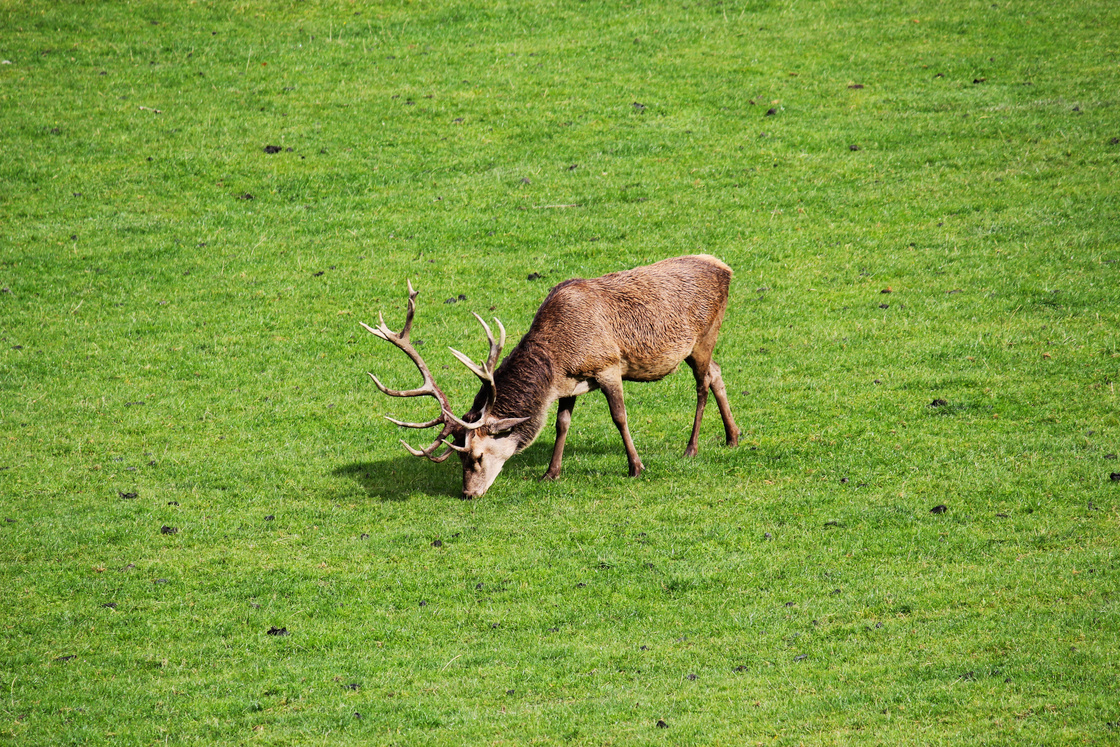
[489,340,557,452]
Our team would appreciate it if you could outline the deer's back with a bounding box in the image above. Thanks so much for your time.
[525,255,732,382]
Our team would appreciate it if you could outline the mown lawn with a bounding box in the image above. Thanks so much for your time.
[1,0,1118,744]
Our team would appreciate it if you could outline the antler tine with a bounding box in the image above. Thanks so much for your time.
[448,346,492,383]
[449,312,507,381]
[446,312,508,419]
[494,318,507,365]
[426,446,456,463]
[366,371,436,400]
[385,415,443,429]
[470,312,506,372]
[400,280,418,339]
[444,410,488,431]
[447,347,501,424]
[359,318,388,341]
[397,419,471,461]
[387,409,484,432]
[400,438,456,463]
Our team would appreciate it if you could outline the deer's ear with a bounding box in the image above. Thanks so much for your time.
[488,416,530,434]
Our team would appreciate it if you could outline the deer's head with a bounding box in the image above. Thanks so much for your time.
[361,282,527,499]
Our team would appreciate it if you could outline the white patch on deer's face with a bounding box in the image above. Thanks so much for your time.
[459,430,518,498]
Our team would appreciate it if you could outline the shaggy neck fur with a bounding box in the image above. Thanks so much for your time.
[466,339,555,453]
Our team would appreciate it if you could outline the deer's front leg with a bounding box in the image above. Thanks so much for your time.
[596,371,644,478]
[541,396,577,481]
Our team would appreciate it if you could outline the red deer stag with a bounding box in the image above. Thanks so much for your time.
[361,254,740,498]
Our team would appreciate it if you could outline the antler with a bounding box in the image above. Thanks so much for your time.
[448,312,506,417]
[447,313,529,434]
[361,281,482,462]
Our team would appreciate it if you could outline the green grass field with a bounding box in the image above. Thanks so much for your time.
[2,0,1119,743]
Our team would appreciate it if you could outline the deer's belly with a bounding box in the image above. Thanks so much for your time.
[557,378,599,398]
[621,359,681,382]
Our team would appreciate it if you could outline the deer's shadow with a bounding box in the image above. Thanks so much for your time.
[333,456,453,502]
[333,439,638,501]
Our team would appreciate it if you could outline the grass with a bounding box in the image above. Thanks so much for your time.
[2,0,1119,743]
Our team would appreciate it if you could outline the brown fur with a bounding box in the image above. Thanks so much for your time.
[460,254,740,493]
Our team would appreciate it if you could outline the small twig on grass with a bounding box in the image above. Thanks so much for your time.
[440,654,462,672]
[138,106,162,114]
[532,204,582,209]
[248,234,268,261]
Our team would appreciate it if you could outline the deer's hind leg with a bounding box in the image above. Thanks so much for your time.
[683,353,710,458]
[706,360,739,447]
[684,332,740,457]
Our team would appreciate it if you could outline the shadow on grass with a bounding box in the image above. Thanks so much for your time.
[334,441,611,501]
[333,455,460,501]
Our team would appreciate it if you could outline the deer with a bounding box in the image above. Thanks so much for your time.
[361,254,741,499]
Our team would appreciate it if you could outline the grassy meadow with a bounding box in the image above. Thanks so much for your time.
[2,0,1119,743]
